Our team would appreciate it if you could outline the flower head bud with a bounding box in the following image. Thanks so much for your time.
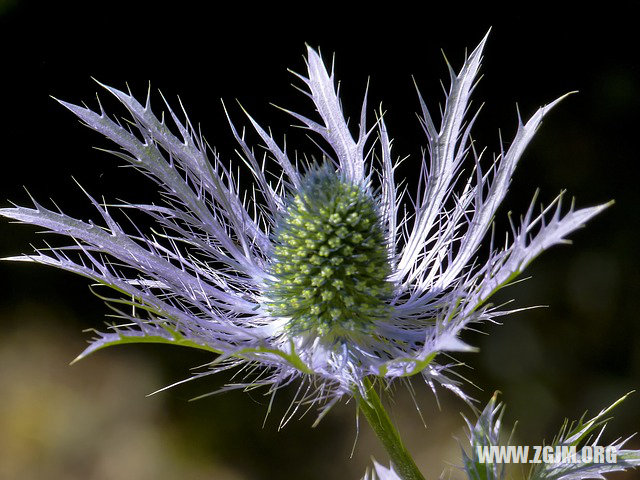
[267,166,393,341]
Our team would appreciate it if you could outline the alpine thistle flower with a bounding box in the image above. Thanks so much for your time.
[1,33,610,416]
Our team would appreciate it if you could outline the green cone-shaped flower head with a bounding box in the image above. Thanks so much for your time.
[267,166,393,342]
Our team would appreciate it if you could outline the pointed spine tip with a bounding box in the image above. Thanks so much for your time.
[69,353,84,365]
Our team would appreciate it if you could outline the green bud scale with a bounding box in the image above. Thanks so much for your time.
[267,167,394,341]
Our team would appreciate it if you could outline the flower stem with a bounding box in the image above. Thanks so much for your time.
[357,377,426,480]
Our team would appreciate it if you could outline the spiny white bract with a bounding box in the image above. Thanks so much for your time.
[362,460,402,480]
[1,33,609,417]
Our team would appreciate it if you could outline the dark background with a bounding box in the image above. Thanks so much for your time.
[0,2,638,479]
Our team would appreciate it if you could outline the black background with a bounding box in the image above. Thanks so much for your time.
[0,2,638,479]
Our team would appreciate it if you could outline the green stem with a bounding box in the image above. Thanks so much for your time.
[357,377,426,480]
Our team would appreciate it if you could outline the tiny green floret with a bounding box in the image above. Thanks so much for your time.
[267,166,394,341]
